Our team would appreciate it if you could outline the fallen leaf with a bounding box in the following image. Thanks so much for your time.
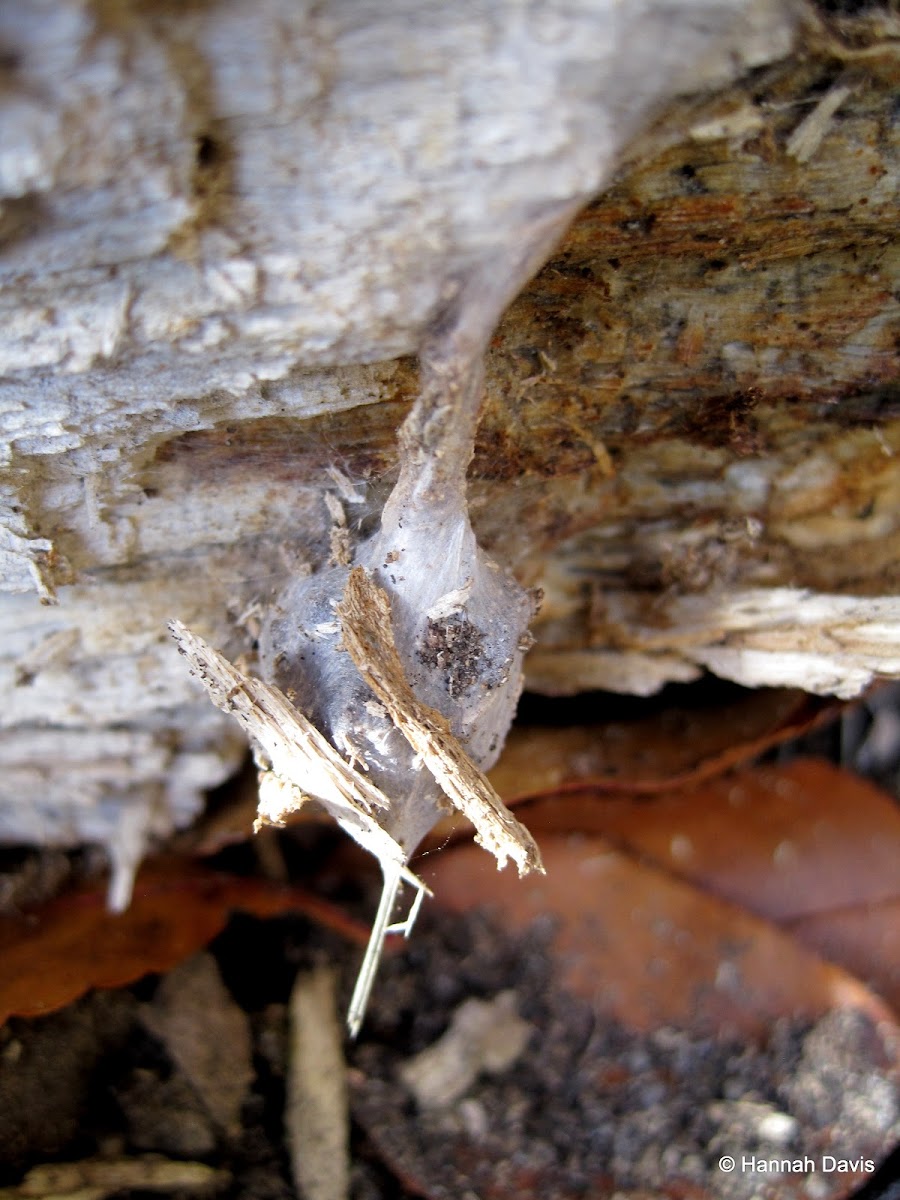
[140,952,253,1137]
[416,688,839,851]
[512,759,900,1010]
[354,833,900,1200]
[0,860,369,1025]
[422,834,894,1037]
[787,902,900,1017]
[494,687,836,799]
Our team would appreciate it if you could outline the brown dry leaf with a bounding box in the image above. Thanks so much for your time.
[0,860,368,1025]
[414,688,837,851]
[423,834,894,1037]
[493,687,836,799]
[788,901,900,1016]
[513,759,900,1010]
[140,952,253,1137]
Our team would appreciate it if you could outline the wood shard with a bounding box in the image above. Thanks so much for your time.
[138,951,253,1137]
[0,1156,228,1200]
[167,620,421,883]
[786,82,853,164]
[286,966,350,1200]
[400,990,534,1110]
[336,568,544,877]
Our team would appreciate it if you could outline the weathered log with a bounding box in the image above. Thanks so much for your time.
[2,0,898,889]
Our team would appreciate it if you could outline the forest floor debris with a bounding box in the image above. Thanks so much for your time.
[1,679,899,1198]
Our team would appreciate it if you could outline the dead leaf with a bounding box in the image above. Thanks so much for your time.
[0,860,369,1025]
[513,759,900,1010]
[422,835,894,1037]
[354,832,900,1200]
[414,688,838,852]
[493,687,837,799]
[140,952,253,1137]
[788,901,900,1017]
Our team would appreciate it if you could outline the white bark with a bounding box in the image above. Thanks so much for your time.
[528,588,900,699]
[0,0,817,874]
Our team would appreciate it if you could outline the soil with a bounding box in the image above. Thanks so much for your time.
[1,898,898,1200]
[353,907,900,1200]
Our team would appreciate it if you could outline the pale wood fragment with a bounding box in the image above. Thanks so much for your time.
[529,588,900,699]
[286,967,350,1200]
[786,81,854,163]
[0,1157,227,1200]
[399,990,533,1110]
[167,620,429,888]
[139,953,253,1138]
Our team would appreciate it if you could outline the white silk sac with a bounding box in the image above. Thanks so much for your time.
[258,491,536,861]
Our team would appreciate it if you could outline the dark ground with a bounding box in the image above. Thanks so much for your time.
[1,679,899,1199]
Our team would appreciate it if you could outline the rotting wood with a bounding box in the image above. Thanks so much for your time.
[3,2,898,880]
